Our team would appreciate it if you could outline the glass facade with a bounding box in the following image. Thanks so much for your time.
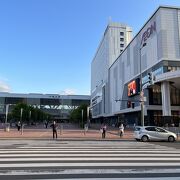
[148,85,180,126]
[0,96,90,121]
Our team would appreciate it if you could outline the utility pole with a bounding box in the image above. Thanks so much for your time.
[81,109,84,128]
[20,108,23,135]
[139,42,146,126]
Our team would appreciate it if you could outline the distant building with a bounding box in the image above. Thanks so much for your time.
[0,92,90,122]
[91,22,132,118]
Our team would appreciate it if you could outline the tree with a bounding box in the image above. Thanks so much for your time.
[70,104,88,127]
[10,103,50,124]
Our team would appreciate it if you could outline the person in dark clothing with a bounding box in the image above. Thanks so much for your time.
[16,121,21,131]
[50,121,58,139]
[44,120,48,129]
[101,124,107,139]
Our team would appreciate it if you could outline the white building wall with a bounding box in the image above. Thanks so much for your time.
[91,22,132,117]
[109,6,180,116]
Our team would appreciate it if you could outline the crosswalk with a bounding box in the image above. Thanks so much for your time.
[0,141,180,179]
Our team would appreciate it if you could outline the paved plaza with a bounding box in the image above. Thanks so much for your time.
[0,128,134,140]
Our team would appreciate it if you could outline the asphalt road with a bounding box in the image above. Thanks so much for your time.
[0,140,179,179]
[148,141,180,149]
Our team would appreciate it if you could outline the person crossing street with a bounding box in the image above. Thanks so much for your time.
[50,121,58,139]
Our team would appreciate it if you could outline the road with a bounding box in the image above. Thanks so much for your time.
[0,140,179,179]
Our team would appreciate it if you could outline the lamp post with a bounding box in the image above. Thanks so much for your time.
[20,108,23,135]
[5,104,9,124]
[81,109,84,128]
[139,42,146,126]
[59,91,65,120]
[29,110,31,124]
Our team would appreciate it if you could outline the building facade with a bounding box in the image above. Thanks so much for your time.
[91,6,180,127]
[0,92,90,122]
[91,22,132,119]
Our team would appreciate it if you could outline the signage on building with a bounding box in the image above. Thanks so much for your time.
[128,79,140,97]
[142,67,163,89]
[141,21,156,45]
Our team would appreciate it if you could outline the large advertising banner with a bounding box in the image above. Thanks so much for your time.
[128,79,140,97]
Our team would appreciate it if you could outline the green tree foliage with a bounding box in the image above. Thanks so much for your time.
[70,104,88,127]
[10,103,50,124]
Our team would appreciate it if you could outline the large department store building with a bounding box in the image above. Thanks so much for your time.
[91,6,180,127]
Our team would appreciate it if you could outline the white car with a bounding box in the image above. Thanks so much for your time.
[134,126,177,142]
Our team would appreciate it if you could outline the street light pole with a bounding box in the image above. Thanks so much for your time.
[20,108,23,135]
[81,109,84,128]
[5,104,9,124]
[29,110,31,124]
[139,43,146,126]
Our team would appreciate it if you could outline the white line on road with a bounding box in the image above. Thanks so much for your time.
[0,150,179,153]
[0,153,179,157]
[0,162,180,168]
[0,157,180,161]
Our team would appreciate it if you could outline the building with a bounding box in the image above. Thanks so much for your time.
[91,22,132,119]
[91,6,180,127]
[0,92,90,122]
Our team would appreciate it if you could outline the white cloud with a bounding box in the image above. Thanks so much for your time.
[0,80,11,92]
[58,89,76,95]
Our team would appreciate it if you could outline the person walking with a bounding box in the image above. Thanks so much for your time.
[16,121,21,131]
[50,121,58,139]
[119,123,124,137]
[44,120,48,129]
[101,124,107,139]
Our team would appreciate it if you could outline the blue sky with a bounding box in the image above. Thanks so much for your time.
[0,0,180,95]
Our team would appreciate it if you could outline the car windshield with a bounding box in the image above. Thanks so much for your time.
[135,127,141,131]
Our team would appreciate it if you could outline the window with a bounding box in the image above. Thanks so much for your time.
[149,85,162,105]
[145,127,156,131]
[120,32,124,36]
[167,66,180,72]
[170,87,180,105]
[120,38,124,42]
[120,44,124,48]
[156,127,167,133]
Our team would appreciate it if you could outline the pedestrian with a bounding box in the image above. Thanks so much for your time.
[16,121,21,131]
[44,120,48,129]
[101,124,107,139]
[50,121,58,139]
[119,123,124,137]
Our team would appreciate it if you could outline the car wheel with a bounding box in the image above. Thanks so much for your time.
[141,135,149,142]
[168,136,175,142]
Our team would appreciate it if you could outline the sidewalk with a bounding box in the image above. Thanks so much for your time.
[0,128,134,140]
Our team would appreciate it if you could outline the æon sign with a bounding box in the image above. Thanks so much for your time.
[128,80,137,97]
[141,21,156,45]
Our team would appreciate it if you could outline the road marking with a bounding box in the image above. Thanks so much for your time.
[0,162,180,168]
[0,157,180,161]
[0,153,179,157]
[0,150,179,153]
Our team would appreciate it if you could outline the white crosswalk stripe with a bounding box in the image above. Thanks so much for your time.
[0,141,179,179]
